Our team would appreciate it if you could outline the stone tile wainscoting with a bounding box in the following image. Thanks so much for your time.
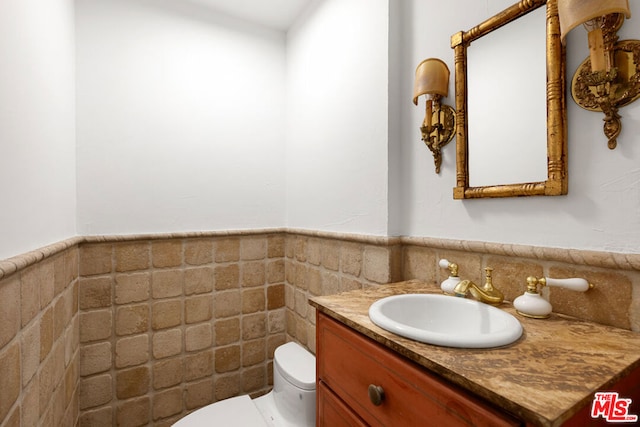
[77,233,287,426]
[283,232,403,354]
[0,229,639,426]
[284,233,640,353]
[0,239,80,427]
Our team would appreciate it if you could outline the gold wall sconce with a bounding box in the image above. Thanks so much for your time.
[558,0,640,149]
[412,58,456,173]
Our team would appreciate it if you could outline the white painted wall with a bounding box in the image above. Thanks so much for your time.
[285,0,390,236]
[0,0,77,260]
[396,0,640,253]
[2,0,639,260]
[75,0,287,236]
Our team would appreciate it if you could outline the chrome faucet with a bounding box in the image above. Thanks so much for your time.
[453,267,504,305]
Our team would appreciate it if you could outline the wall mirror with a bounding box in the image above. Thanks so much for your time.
[451,0,568,199]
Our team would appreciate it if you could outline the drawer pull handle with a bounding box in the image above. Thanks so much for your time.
[368,384,385,406]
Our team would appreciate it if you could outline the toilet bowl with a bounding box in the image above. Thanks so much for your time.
[173,342,316,427]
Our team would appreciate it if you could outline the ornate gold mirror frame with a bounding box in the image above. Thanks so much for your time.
[451,0,568,199]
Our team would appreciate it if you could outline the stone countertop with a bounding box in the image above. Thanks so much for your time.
[309,280,640,427]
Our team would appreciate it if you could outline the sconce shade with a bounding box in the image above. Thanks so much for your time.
[558,0,631,41]
[413,58,450,105]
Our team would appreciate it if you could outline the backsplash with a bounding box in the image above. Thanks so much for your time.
[0,230,638,426]
[399,237,640,331]
[284,233,639,352]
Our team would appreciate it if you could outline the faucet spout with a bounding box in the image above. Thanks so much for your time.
[452,267,504,305]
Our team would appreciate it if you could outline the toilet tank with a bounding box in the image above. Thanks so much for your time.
[273,342,316,427]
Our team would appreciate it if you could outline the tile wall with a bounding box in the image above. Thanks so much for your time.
[0,239,80,427]
[284,233,640,352]
[1,230,639,427]
[399,237,640,331]
[77,234,286,426]
[283,232,403,354]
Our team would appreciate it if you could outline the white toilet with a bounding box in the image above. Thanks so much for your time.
[173,342,316,427]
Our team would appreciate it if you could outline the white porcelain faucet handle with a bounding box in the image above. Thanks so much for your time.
[544,277,592,292]
[438,259,450,269]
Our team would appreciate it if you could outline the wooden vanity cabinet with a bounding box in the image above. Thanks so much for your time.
[316,312,520,427]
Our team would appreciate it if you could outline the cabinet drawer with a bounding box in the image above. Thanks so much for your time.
[317,313,520,427]
[318,380,368,427]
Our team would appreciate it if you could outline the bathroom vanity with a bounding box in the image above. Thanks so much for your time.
[310,281,640,427]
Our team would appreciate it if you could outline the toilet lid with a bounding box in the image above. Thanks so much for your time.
[172,395,267,427]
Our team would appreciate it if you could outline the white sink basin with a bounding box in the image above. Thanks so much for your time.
[369,294,522,348]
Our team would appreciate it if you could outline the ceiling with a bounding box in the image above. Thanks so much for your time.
[190,0,312,31]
